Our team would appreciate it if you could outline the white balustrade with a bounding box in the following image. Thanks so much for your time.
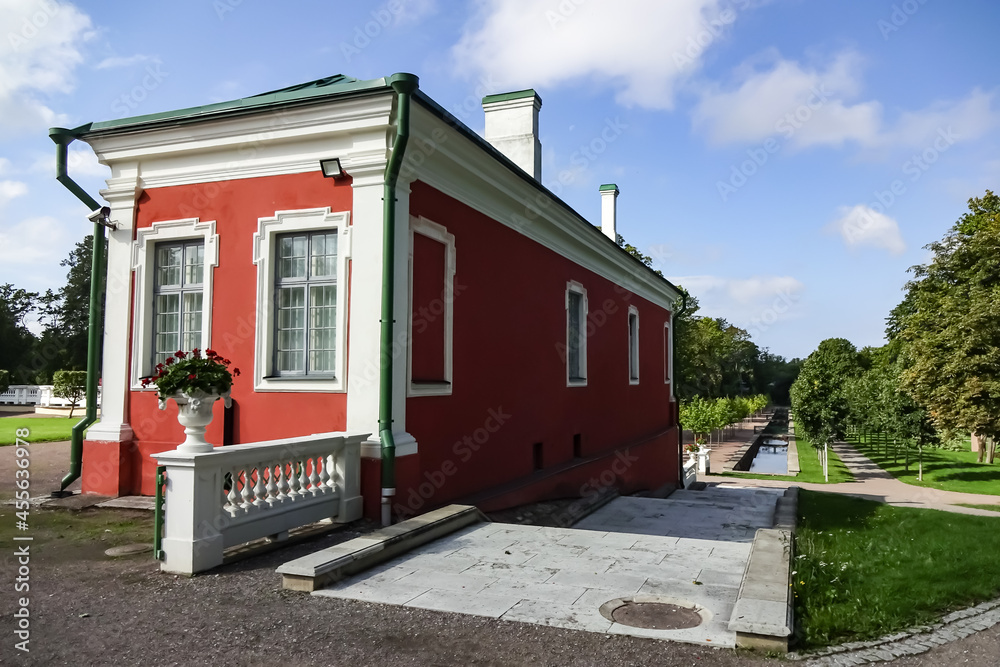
[683,458,697,489]
[153,431,368,575]
[0,384,100,407]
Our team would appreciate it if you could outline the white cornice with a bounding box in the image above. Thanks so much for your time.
[84,94,396,190]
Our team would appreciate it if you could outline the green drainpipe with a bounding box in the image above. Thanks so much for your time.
[49,127,106,496]
[379,73,419,526]
[672,291,688,487]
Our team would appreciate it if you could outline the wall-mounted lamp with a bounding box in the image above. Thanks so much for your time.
[320,158,344,178]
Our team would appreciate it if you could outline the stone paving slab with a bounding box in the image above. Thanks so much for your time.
[314,488,784,647]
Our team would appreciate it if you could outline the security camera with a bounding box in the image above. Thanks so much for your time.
[87,206,111,223]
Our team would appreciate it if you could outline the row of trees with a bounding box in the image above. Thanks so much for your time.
[679,394,769,445]
[0,236,101,385]
[791,190,1000,472]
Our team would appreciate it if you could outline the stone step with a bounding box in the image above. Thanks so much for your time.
[277,504,486,592]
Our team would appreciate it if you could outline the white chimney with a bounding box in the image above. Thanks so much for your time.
[600,183,619,241]
[482,89,542,180]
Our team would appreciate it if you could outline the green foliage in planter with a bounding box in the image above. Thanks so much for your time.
[141,349,241,399]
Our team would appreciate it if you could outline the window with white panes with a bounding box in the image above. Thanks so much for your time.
[152,241,204,366]
[272,231,337,376]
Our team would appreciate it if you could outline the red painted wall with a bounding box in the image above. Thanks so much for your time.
[399,181,677,517]
[410,232,447,382]
[122,172,353,495]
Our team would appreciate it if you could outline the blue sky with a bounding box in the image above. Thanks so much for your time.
[1,0,998,359]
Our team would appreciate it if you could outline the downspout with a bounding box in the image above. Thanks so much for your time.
[49,127,106,495]
[379,73,420,526]
[672,291,688,487]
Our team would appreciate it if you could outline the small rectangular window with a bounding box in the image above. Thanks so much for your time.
[152,240,204,366]
[273,230,337,377]
[664,322,671,385]
[628,307,639,384]
[566,282,587,386]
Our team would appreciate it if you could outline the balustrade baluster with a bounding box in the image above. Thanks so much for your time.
[252,465,266,507]
[265,463,279,505]
[240,466,254,509]
[288,461,301,499]
[318,454,331,492]
[309,456,321,494]
[225,468,240,515]
[276,462,290,500]
[299,459,310,493]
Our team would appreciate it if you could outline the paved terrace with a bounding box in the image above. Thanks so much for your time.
[313,487,784,646]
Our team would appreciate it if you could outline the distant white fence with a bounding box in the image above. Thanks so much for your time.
[154,431,367,575]
[0,384,99,408]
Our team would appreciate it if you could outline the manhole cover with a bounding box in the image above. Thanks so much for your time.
[611,602,702,630]
[104,544,153,557]
[599,596,707,630]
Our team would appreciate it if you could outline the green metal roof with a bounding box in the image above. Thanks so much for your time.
[77,74,391,136]
[482,89,541,105]
[599,183,619,192]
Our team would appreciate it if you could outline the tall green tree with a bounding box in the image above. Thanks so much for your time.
[896,190,1000,449]
[0,284,39,383]
[38,234,106,379]
[790,338,864,444]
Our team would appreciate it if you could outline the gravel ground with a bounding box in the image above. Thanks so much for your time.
[1,437,998,666]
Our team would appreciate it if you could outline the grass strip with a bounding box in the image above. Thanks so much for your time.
[794,489,1000,649]
[850,434,1000,496]
[0,417,78,445]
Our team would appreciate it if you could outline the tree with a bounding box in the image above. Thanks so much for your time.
[39,234,106,378]
[52,370,87,418]
[0,369,9,394]
[0,284,39,383]
[896,190,1000,453]
[790,338,865,444]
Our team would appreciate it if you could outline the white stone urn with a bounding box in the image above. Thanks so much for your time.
[159,389,232,454]
[698,448,712,474]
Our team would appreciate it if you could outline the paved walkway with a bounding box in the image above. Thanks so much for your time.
[705,440,1000,516]
[314,487,784,647]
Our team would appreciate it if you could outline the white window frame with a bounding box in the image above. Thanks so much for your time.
[131,218,218,390]
[628,305,640,385]
[253,208,351,393]
[407,215,456,397]
[566,280,588,387]
[664,321,672,388]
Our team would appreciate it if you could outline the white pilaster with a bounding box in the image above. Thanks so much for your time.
[87,167,141,443]
[344,161,417,460]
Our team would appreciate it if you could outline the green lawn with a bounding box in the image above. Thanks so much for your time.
[0,417,80,445]
[850,434,1000,496]
[715,434,853,484]
[795,489,1000,649]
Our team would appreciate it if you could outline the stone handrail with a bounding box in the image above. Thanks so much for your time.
[683,457,697,488]
[153,431,368,574]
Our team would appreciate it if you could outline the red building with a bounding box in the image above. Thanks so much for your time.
[68,73,684,522]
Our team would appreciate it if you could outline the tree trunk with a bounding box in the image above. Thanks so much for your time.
[918,443,923,481]
[988,436,997,465]
[68,402,76,419]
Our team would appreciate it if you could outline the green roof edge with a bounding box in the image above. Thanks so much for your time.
[482,89,541,105]
[599,183,619,192]
[82,75,392,134]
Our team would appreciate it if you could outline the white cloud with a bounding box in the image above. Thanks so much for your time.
[0,0,95,134]
[0,157,11,174]
[95,54,156,69]
[395,0,438,24]
[0,215,68,265]
[453,0,743,109]
[828,204,906,255]
[668,274,805,333]
[0,179,28,206]
[693,51,998,152]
